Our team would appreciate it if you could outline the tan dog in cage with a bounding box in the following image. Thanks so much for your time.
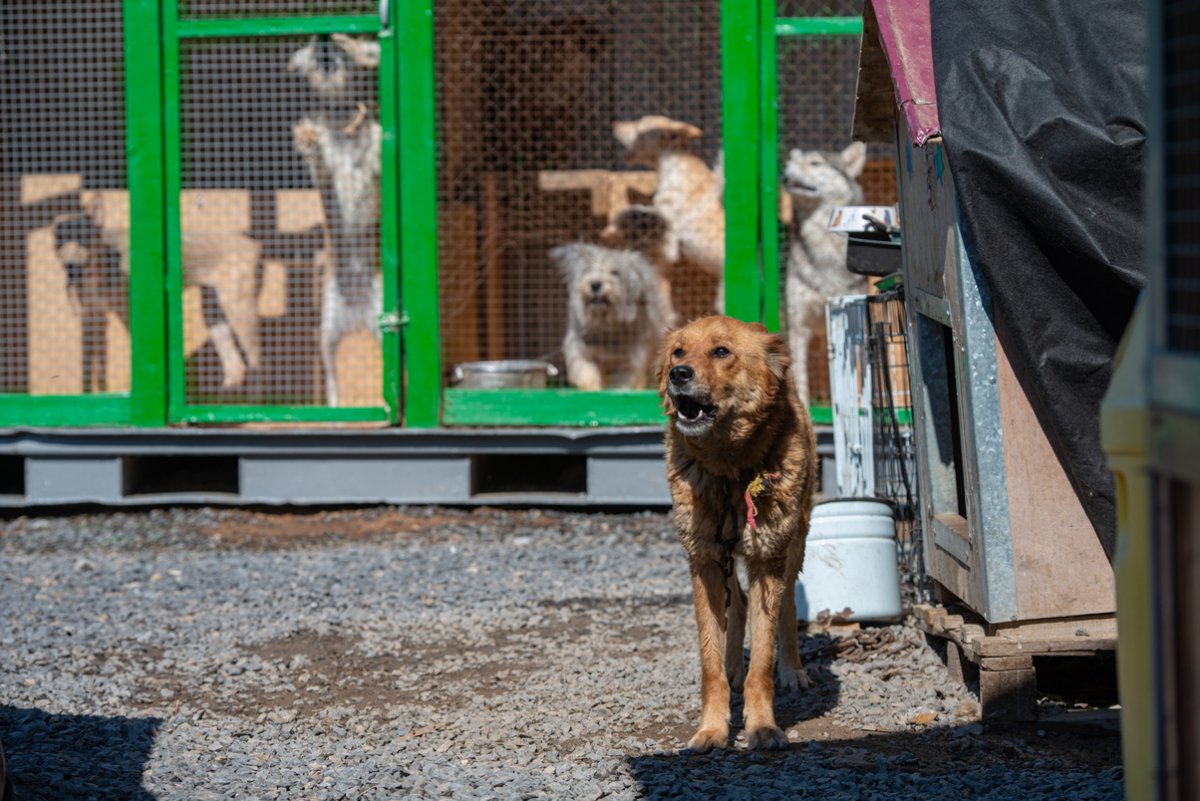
[52,196,254,392]
[290,34,383,407]
[551,243,675,391]
[614,115,725,313]
[658,315,817,752]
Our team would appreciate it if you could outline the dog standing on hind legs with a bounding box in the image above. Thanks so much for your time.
[783,141,869,405]
[659,316,818,751]
[290,34,383,407]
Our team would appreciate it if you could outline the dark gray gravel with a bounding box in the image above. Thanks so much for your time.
[0,507,1123,800]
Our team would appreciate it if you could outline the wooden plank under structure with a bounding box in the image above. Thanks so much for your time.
[913,603,1117,722]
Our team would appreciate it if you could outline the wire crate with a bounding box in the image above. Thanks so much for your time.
[866,286,928,600]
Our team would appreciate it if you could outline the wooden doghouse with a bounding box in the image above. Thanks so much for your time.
[853,0,1116,717]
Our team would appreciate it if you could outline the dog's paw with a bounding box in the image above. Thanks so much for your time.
[777,664,810,693]
[293,119,320,154]
[567,362,604,391]
[684,727,728,754]
[745,725,790,751]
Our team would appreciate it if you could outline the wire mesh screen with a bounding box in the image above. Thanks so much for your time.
[0,1,129,395]
[177,34,383,408]
[775,4,897,406]
[1165,3,1200,355]
[434,2,723,391]
[866,289,927,600]
[178,1,377,17]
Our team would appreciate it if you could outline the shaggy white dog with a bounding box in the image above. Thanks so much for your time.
[551,243,676,390]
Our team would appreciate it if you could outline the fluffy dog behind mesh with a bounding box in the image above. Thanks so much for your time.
[783,142,868,404]
[551,243,676,390]
[613,115,725,313]
[290,34,382,407]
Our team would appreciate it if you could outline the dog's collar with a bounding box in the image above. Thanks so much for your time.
[744,471,781,532]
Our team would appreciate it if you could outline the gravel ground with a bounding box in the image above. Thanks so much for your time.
[0,507,1122,800]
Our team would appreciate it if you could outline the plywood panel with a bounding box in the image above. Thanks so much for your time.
[996,321,1116,619]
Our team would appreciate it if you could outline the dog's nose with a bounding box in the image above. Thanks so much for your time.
[589,280,603,293]
[669,365,694,385]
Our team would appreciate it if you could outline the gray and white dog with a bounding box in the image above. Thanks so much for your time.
[783,141,868,404]
[551,243,676,391]
[290,34,382,407]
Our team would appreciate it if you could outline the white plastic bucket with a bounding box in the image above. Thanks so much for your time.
[795,499,902,622]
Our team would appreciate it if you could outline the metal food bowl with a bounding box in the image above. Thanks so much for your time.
[451,360,559,389]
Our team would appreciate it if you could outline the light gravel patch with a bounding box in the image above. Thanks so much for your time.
[0,507,1122,800]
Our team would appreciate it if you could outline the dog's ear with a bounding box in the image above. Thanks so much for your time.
[548,244,579,275]
[763,331,791,385]
[613,120,638,150]
[656,329,678,403]
[841,141,867,179]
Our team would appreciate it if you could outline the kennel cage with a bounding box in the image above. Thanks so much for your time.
[0,0,876,430]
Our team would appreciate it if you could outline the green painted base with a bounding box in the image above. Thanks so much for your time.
[444,389,835,428]
[443,389,666,427]
[0,395,132,428]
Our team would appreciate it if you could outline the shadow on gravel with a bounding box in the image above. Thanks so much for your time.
[0,706,161,801]
[626,720,1124,800]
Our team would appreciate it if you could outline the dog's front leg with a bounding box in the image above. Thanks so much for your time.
[686,558,730,752]
[724,569,747,691]
[743,562,790,750]
[563,332,603,390]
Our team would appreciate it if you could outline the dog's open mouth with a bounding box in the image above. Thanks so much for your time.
[785,176,818,195]
[673,394,717,431]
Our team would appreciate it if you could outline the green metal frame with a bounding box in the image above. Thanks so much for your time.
[395,0,441,428]
[444,390,666,428]
[161,7,397,425]
[767,12,864,428]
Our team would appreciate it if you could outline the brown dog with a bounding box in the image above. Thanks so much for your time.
[658,315,818,751]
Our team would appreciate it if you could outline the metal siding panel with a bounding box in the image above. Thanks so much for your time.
[26,457,124,502]
[239,456,470,503]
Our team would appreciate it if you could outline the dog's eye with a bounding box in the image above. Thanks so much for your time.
[672,347,684,358]
[712,346,731,358]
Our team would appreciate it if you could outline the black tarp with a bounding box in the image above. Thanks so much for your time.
[930,0,1146,560]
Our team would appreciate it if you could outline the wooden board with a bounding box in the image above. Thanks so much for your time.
[915,603,1117,663]
[994,314,1117,619]
[915,602,1113,720]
